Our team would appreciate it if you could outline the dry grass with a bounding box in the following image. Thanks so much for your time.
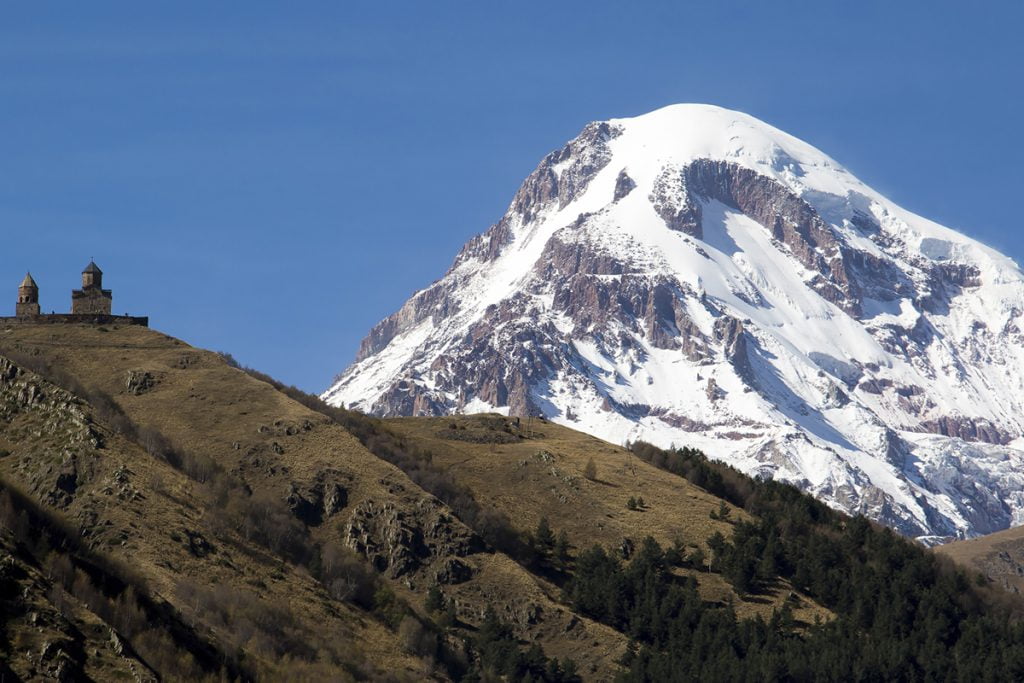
[0,324,441,678]
[936,525,1024,595]
[387,414,831,623]
[0,323,633,679]
[388,414,737,550]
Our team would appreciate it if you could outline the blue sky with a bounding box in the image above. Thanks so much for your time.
[1,2,1021,391]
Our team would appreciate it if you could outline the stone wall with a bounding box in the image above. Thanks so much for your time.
[0,314,148,327]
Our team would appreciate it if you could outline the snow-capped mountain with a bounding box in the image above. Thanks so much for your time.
[325,104,1024,542]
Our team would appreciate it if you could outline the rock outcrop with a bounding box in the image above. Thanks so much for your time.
[344,497,483,582]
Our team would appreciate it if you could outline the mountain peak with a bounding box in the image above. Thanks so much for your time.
[606,103,852,195]
[325,107,1024,543]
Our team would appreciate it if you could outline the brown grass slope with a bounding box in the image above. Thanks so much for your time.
[386,415,831,624]
[937,525,1024,595]
[0,323,629,680]
[0,334,418,680]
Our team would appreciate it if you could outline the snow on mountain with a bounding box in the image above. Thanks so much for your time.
[324,104,1024,542]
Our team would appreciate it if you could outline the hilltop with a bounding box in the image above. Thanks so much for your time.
[385,415,828,624]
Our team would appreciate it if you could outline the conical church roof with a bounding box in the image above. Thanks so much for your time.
[83,261,102,275]
[19,272,37,289]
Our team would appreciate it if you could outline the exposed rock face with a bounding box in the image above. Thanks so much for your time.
[613,170,636,201]
[433,557,473,585]
[650,166,702,237]
[917,416,1012,445]
[713,315,751,379]
[344,497,483,581]
[0,356,102,508]
[125,370,157,396]
[326,104,1024,542]
[286,470,350,526]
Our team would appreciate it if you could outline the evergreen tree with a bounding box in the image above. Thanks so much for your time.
[554,530,572,570]
[534,517,555,558]
[687,546,706,571]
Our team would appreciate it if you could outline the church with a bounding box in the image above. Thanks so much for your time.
[7,262,147,326]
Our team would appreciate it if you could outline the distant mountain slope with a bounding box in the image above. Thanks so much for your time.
[326,104,1024,542]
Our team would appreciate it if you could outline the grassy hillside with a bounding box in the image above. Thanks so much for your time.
[385,415,829,625]
[0,523,155,681]
[0,323,627,680]
[0,326,430,679]
[4,322,1024,681]
[241,371,1024,680]
[938,526,1024,595]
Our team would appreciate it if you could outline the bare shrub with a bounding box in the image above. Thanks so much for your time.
[399,616,438,657]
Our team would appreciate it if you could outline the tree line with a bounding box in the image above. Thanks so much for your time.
[553,441,1024,681]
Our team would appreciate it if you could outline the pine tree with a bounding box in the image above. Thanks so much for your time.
[711,500,731,521]
[555,530,572,570]
[534,517,555,557]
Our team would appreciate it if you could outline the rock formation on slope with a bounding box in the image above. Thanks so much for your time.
[325,104,1024,542]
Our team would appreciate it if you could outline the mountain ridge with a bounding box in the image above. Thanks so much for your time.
[325,103,1024,542]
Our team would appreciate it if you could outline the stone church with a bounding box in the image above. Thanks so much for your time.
[7,262,147,326]
[71,261,113,315]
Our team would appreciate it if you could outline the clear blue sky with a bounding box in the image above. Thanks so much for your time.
[2,2,1021,391]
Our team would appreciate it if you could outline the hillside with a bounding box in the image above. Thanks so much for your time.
[937,526,1024,595]
[0,525,154,681]
[0,323,630,680]
[0,325,442,679]
[326,103,1024,543]
[5,322,1024,680]
[385,415,829,624]
[240,370,1024,679]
